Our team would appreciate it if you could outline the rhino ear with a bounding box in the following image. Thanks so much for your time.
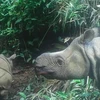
[80,29,95,44]
[8,54,16,60]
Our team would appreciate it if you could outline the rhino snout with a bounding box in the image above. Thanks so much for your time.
[35,65,54,76]
[35,66,47,75]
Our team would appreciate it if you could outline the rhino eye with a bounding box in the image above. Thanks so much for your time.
[57,58,63,66]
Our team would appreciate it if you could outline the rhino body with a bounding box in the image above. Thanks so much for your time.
[35,27,100,89]
[0,54,16,99]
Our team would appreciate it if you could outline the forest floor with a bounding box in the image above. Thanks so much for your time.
[9,65,35,100]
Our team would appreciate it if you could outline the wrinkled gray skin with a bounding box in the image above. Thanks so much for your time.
[35,27,100,89]
[0,54,16,100]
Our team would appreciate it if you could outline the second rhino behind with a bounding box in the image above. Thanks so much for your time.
[35,27,100,89]
[0,54,16,99]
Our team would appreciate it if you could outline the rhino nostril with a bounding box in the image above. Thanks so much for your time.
[35,65,46,68]
[35,66,44,71]
[42,66,46,68]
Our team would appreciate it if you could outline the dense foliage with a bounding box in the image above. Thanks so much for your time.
[0,0,53,62]
[0,0,100,61]
[13,77,100,100]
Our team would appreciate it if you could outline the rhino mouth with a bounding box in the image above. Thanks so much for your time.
[35,67,54,76]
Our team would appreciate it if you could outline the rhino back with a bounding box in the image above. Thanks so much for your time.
[0,55,13,89]
[0,55,12,73]
[0,69,12,89]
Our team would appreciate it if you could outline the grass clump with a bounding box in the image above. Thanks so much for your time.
[12,76,100,100]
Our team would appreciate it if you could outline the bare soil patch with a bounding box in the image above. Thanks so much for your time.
[9,66,35,100]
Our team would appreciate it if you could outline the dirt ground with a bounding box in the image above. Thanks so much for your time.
[9,65,35,100]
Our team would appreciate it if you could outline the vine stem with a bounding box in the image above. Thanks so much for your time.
[38,25,51,48]
[38,14,59,47]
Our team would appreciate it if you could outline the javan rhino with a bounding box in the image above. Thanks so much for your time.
[35,27,100,89]
[0,54,16,99]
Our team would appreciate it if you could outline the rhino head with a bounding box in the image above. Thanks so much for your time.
[35,27,100,87]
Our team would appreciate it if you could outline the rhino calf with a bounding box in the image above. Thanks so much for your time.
[35,27,100,89]
[0,54,16,99]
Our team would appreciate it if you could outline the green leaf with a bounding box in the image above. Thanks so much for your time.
[26,84,31,91]
[28,41,33,46]
[19,53,25,58]
[31,18,37,20]
[20,98,25,100]
[46,3,51,8]
[2,50,8,54]
[27,57,32,62]
[56,91,67,99]
[15,18,22,24]
[0,18,4,21]
[8,5,16,10]
[43,0,45,3]
[43,95,51,100]
[71,79,81,84]
[32,59,35,64]
[18,92,26,99]
[80,92,90,97]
